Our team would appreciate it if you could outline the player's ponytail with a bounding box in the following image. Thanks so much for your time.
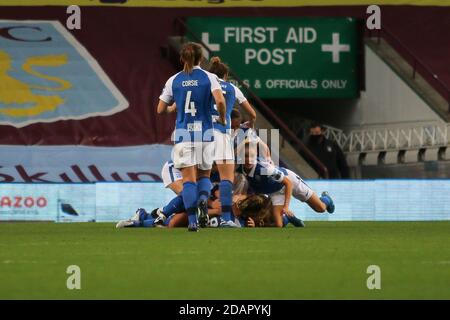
[208,56,229,79]
[180,42,203,74]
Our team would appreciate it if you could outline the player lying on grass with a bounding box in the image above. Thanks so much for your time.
[116,175,306,229]
[115,161,242,229]
[114,195,260,229]
[236,141,335,227]
[160,185,304,228]
[117,138,313,229]
[155,160,249,225]
[116,190,304,228]
[116,146,331,229]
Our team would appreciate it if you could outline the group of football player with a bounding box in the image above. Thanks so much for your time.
[115,42,334,231]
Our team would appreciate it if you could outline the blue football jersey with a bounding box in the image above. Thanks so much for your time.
[211,80,247,134]
[160,66,221,143]
[237,158,288,194]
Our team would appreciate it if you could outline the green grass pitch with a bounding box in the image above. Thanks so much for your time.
[0,221,449,299]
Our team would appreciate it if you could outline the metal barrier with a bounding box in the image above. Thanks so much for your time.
[324,124,450,153]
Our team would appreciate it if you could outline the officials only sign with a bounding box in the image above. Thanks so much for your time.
[187,17,360,99]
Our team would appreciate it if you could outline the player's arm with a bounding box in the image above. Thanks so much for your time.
[240,101,256,128]
[166,103,177,114]
[157,101,176,114]
[212,89,226,125]
[157,100,169,114]
[209,73,226,125]
[234,85,256,128]
[257,137,272,161]
[157,77,174,114]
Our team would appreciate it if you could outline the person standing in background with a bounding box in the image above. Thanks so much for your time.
[307,122,350,179]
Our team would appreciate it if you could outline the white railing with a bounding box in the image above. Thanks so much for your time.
[325,124,450,153]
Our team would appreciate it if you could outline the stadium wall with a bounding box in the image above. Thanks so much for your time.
[0,144,172,183]
[1,180,449,222]
[1,5,449,146]
[341,44,443,129]
[271,43,444,131]
[1,0,449,7]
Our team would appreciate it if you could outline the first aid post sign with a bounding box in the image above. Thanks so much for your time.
[187,17,359,99]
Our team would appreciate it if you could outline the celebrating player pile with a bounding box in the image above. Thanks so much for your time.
[116,42,334,231]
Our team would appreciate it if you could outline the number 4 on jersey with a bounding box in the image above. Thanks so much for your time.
[184,91,197,116]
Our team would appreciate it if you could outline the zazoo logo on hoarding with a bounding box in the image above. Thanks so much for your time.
[0,20,128,127]
[187,17,359,99]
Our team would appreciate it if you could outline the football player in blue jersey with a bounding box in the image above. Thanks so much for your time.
[231,108,272,163]
[116,185,303,229]
[237,141,335,227]
[207,56,257,228]
[156,42,227,232]
[133,161,250,230]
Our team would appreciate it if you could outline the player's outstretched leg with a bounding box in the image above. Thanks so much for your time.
[305,192,335,214]
[149,208,166,227]
[151,195,185,225]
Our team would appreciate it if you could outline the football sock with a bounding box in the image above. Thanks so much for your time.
[162,195,184,217]
[183,181,198,225]
[197,177,212,204]
[138,209,150,221]
[141,217,156,228]
[219,180,233,221]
